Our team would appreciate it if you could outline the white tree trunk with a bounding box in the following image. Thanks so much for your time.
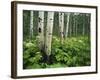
[38,11,44,50]
[65,13,70,38]
[82,14,85,35]
[30,10,34,39]
[73,13,79,36]
[45,12,54,56]
[69,14,72,37]
[75,15,78,36]
[73,14,76,36]
[59,12,64,44]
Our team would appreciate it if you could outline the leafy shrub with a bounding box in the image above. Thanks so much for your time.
[23,39,43,69]
[52,36,91,67]
[23,36,91,69]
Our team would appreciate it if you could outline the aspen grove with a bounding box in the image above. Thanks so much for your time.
[23,10,91,69]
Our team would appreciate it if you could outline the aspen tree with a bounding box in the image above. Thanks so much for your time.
[59,12,64,44]
[30,10,34,39]
[65,13,70,38]
[73,13,76,36]
[69,13,72,37]
[73,13,79,36]
[82,14,85,35]
[45,12,54,58]
[38,11,44,51]
[75,13,79,36]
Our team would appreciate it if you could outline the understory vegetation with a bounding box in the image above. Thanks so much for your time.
[23,36,91,69]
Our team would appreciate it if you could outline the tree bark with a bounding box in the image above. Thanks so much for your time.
[38,11,44,51]
[75,14,78,36]
[59,12,64,44]
[82,14,85,36]
[73,13,79,36]
[69,13,72,37]
[45,12,54,56]
[30,10,34,39]
[73,13,76,36]
[65,13,70,38]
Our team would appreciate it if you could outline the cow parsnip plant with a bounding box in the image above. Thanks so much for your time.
[23,36,90,69]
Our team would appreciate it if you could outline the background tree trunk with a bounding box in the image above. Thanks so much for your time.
[82,14,85,36]
[45,12,54,58]
[30,10,34,39]
[73,13,79,36]
[75,13,79,36]
[59,12,64,44]
[38,11,44,51]
[73,13,76,36]
[65,13,70,38]
[69,13,72,37]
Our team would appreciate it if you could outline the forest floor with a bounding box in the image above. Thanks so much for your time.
[23,36,91,69]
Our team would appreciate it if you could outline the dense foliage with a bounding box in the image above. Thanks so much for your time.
[23,36,91,69]
[23,10,91,69]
